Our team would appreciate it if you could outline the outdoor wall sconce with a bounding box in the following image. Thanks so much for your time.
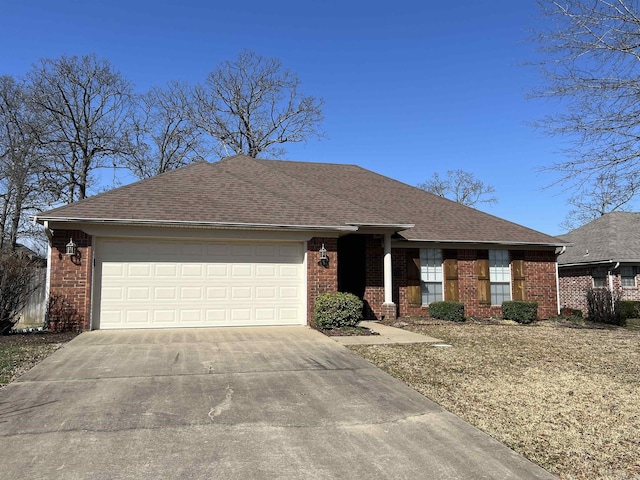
[65,237,77,256]
[318,243,329,268]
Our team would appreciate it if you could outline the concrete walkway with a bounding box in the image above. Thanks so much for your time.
[332,320,443,345]
[0,327,555,479]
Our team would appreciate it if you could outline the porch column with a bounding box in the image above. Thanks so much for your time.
[383,233,393,305]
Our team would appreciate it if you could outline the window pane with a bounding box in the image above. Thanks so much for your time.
[491,282,510,305]
[621,266,635,287]
[422,281,443,304]
[489,250,510,282]
[592,267,607,288]
[420,248,442,282]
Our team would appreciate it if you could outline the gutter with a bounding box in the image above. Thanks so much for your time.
[32,216,360,232]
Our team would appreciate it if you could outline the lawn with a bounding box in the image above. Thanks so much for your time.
[0,332,78,387]
[349,318,640,480]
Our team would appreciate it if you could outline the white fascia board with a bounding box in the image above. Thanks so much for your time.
[34,216,359,232]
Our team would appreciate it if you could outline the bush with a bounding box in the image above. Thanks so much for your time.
[586,288,624,326]
[619,300,640,320]
[428,301,465,322]
[502,301,538,324]
[314,292,363,329]
[0,252,40,335]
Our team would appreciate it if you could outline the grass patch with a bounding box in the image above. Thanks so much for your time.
[350,319,640,480]
[0,332,78,387]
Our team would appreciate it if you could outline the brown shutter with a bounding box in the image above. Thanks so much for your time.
[477,258,491,305]
[512,259,526,301]
[444,258,459,301]
[406,250,422,306]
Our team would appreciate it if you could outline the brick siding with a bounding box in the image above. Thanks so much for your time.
[396,248,559,319]
[306,237,338,327]
[48,229,92,331]
[559,265,640,314]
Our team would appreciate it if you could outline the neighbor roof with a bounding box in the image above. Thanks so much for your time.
[36,154,563,246]
[558,212,640,266]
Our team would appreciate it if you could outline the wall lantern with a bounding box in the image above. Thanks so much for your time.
[65,237,77,256]
[318,243,329,267]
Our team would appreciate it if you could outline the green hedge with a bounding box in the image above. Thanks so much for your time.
[428,301,465,322]
[502,301,538,324]
[314,292,363,329]
[620,300,640,320]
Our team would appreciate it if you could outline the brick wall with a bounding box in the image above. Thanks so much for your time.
[307,237,338,326]
[559,266,640,314]
[363,236,385,319]
[396,248,559,319]
[48,229,92,331]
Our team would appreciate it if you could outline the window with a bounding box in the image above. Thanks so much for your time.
[489,250,511,305]
[420,248,443,304]
[591,267,607,288]
[621,266,636,287]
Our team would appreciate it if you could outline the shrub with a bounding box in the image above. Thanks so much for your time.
[314,292,363,329]
[586,288,624,326]
[428,301,465,322]
[0,252,40,335]
[619,300,640,320]
[502,301,538,324]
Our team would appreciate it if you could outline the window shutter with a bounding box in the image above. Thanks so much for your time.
[444,258,459,301]
[406,250,421,306]
[477,258,491,305]
[512,259,526,301]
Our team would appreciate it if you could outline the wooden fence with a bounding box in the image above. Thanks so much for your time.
[15,268,47,328]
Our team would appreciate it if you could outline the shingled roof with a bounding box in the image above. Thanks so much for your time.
[37,154,563,246]
[558,212,640,265]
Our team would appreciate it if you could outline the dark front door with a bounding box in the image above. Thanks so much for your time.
[338,234,366,298]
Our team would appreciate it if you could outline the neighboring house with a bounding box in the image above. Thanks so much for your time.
[558,212,640,313]
[34,154,565,331]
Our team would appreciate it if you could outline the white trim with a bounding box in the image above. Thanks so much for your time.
[35,216,358,232]
[383,233,393,304]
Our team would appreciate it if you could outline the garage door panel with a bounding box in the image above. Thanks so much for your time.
[97,239,305,329]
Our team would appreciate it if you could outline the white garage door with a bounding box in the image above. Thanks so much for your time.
[95,238,305,329]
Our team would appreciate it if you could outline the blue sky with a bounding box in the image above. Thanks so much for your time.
[0,0,599,236]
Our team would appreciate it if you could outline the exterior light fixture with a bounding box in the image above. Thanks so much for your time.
[319,243,329,267]
[65,237,77,256]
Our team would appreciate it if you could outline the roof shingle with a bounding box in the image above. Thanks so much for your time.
[38,154,563,246]
[558,212,640,265]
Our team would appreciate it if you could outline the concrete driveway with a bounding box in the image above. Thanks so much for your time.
[0,327,555,480]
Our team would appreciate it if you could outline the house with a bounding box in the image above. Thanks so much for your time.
[558,212,640,313]
[34,154,565,330]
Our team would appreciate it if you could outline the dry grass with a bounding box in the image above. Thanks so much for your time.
[349,319,640,480]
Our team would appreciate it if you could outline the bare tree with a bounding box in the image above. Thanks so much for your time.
[560,172,638,231]
[28,54,136,202]
[418,170,498,207]
[191,50,325,158]
[532,0,640,188]
[126,81,207,179]
[0,75,47,251]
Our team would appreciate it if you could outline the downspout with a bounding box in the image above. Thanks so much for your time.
[555,246,567,315]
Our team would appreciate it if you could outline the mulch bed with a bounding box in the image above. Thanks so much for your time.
[0,330,80,345]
